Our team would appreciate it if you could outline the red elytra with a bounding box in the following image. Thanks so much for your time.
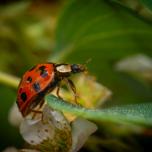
[16,63,85,117]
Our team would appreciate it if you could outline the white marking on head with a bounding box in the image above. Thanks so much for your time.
[56,65,71,73]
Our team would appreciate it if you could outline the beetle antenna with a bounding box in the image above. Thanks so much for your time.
[83,58,92,66]
[80,58,92,74]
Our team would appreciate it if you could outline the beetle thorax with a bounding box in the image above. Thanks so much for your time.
[56,64,72,73]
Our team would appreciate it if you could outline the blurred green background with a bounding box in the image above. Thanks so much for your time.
[0,0,152,151]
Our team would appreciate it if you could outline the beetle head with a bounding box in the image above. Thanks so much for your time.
[71,64,86,73]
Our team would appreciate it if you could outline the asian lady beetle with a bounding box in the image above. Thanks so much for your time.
[16,63,86,117]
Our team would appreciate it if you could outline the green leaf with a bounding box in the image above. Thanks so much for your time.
[46,95,152,126]
[140,0,152,11]
[51,0,152,105]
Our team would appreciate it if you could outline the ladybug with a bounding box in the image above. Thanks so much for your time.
[16,63,86,117]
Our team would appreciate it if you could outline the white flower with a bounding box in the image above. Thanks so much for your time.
[8,102,23,127]
[20,105,97,152]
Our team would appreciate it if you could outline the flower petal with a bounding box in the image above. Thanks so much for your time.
[8,102,23,127]
[71,118,97,152]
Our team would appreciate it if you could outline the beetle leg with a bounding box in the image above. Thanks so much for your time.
[30,99,44,119]
[39,99,45,109]
[64,78,78,104]
[56,82,63,100]
[30,109,42,119]
[31,109,42,114]
[38,99,45,121]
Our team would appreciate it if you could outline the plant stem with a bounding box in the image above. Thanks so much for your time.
[0,71,20,89]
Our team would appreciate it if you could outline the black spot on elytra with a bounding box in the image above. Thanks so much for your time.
[39,65,48,78]
[26,76,32,83]
[39,65,46,71]
[33,82,41,92]
[21,92,27,102]
[41,70,48,78]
